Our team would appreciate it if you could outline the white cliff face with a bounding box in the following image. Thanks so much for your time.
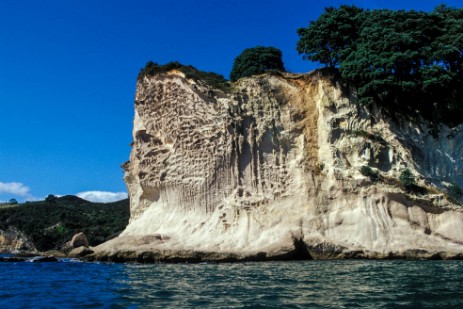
[95,71,463,261]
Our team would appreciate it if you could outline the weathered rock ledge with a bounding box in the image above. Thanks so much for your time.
[87,241,463,263]
[92,69,463,262]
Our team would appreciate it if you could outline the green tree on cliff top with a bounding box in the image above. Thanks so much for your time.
[230,46,285,82]
[297,5,463,125]
[297,5,363,68]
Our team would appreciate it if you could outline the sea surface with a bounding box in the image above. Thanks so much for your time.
[0,259,462,308]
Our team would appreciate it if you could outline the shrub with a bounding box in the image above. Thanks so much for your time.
[360,165,379,181]
[230,46,285,82]
[399,169,416,189]
[54,224,68,235]
[137,61,230,92]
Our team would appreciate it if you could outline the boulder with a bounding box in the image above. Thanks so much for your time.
[42,250,67,258]
[0,256,28,262]
[70,232,89,248]
[68,246,94,258]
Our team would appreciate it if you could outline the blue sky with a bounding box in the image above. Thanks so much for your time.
[1,0,461,203]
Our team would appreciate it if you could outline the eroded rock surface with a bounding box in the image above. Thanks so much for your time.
[93,71,463,261]
[0,227,36,253]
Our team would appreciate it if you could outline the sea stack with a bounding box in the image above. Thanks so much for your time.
[93,69,463,261]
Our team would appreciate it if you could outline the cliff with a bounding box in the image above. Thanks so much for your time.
[0,227,36,253]
[93,70,463,261]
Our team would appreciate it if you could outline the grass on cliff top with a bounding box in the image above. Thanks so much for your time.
[0,195,130,252]
[137,61,231,92]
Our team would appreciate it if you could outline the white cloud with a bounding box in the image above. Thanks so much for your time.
[76,191,128,203]
[0,182,30,196]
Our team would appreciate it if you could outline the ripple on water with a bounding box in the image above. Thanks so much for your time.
[0,260,463,307]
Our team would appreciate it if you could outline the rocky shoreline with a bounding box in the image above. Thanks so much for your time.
[86,251,463,263]
[4,246,463,264]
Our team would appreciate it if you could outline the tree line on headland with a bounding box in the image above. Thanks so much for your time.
[0,195,129,251]
[297,5,463,125]
[138,5,463,126]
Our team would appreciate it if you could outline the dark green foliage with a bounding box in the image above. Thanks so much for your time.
[297,5,364,68]
[360,166,379,181]
[297,5,463,125]
[0,195,130,251]
[342,10,438,105]
[45,194,57,204]
[230,46,285,82]
[399,169,416,189]
[8,199,18,205]
[397,169,428,194]
[138,61,230,92]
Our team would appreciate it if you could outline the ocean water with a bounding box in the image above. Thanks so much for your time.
[0,260,462,308]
